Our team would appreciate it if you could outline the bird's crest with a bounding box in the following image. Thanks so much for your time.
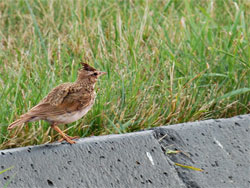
[81,63,96,72]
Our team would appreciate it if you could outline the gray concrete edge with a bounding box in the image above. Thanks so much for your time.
[0,114,249,188]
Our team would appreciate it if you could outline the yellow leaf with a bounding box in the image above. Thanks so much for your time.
[175,163,203,172]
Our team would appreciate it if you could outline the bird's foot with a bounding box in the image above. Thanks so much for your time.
[58,135,79,144]
[51,124,78,144]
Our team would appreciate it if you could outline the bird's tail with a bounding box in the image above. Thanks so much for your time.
[8,115,31,130]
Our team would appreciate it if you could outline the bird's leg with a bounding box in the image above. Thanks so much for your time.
[51,123,76,144]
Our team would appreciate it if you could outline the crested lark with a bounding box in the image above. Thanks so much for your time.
[8,63,106,144]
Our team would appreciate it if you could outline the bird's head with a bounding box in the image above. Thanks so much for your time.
[77,63,106,83]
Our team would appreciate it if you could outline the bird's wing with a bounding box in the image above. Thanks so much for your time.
[25,83,72,117]
[39,82,73,106]
[58,91,93,111]
[25,103,66,117]
[25,83,92,118]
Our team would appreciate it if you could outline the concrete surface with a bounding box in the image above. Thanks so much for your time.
[153,114,250,188]
[0,114,249,188]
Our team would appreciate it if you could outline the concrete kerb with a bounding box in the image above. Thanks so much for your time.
[153,114,250,188]
[0,114,249,188]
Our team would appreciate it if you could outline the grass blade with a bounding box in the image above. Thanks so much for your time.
[0,166,14,175]
[25,0,48,65]
[216,88,250,102]
[175,163,203,172]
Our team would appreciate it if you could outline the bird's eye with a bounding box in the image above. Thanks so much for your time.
[93,72,98,76]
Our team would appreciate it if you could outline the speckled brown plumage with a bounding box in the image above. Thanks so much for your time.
[8,63,106,144]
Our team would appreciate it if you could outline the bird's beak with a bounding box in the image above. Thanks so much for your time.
[97,71,107,76]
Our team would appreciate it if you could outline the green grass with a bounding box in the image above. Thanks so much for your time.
[0,0,249,149]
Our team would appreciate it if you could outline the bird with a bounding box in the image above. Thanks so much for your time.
[8,63,106,144]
